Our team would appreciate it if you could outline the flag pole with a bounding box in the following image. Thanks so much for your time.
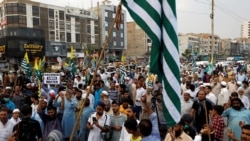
[69,1,122,140]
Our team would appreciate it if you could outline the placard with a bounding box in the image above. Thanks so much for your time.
[43,73,60,84]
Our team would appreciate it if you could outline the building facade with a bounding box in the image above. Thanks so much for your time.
[126,22,151,61]
[0,0,99,68]
[241,21,250,38]
[92,3,127,63]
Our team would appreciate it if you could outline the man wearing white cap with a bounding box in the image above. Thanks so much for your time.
[218,81,230,106]
[181,90,193,116]
[9,109,21,125]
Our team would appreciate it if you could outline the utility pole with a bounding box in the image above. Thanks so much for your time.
[210,0,215,63]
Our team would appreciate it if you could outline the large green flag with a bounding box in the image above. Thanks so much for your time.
[122,0,181,126]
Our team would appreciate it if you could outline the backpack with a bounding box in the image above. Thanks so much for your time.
[101,114,113,141]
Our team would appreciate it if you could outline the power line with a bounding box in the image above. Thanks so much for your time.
[215,0,246,21]
[178,10,209,15]
[195,0,245,23]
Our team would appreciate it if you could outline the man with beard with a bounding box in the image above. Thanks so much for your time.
[228,124,250,141]
[164,120,193,141]
[75,88,83,133]
[0,108,15,140]
[120,106,138,141]
[87,102,111,141]
[222,98,250,141]
[110,101,127,141]
[38,100,63,140]
[191,90,213,133]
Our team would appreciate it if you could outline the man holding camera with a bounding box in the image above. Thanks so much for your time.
[87,101,111,141]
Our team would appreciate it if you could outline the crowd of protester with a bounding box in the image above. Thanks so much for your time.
[2,62,250,141]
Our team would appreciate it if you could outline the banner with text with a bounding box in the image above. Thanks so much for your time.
[43,73,61,84]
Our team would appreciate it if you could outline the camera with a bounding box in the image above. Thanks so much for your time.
[92,117,97,122]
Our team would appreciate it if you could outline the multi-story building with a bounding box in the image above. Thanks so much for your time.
[241,21,250,38]
[92,2,127,63]
[178,33,199,55]
[220,39,231,57]
[126,22,151,61]
[0,0,99,68]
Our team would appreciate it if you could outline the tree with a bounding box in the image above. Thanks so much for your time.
[181,49,192,61]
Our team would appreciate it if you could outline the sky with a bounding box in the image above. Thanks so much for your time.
[15,0,250,39]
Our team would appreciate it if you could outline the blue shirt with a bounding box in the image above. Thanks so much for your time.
[79,106,95,141]
[142,112,161,141]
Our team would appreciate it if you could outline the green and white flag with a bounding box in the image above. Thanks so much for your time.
[122,0,181,126]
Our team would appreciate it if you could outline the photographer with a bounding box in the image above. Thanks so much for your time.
[87,101,111,141]
[138,94,161,141]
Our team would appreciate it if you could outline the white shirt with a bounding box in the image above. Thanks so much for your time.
[217,87,230,106]
[88,113,111,141]
[82,93,95,109]
[181,99,193,116]
[206,92,217,104]
[9,117,21,125]
[119,120,139,141]
[239,95,250,109]
[135,87,146,106]
[0,120,15,141]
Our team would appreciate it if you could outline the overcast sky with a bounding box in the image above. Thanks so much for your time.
[15,0,250,39]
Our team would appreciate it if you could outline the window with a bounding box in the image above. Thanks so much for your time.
[120,33,123,38]
[75,17,80,23]
[7,16,18,24]
[33,17,39,26]
[75,24,80,33]
[60,32,65,41]
[105,31,108,36]
[113,13,115,18]
[59,21,65,30]
[18,3,26,15]
[121,41,123,46]
[49,20,54,29]
[66,15,70,21]
[76,34,80,42]
[66,23,71,31]
[49,31,55,40]
[120,24,123,29]
[59,11,64,20]
[49,9,54,19]
[105,21,108,27]
[32,6,39,16]
[105,11,108,17]
[67,33,71,42]
[113,41,116,46]
[95,26,98,34]
[6,3,18,14]
[19,16,26,25]
[87,25,91,34]
[113,32,116,37]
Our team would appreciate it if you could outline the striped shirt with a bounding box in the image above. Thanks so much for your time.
[108,89,119,101]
